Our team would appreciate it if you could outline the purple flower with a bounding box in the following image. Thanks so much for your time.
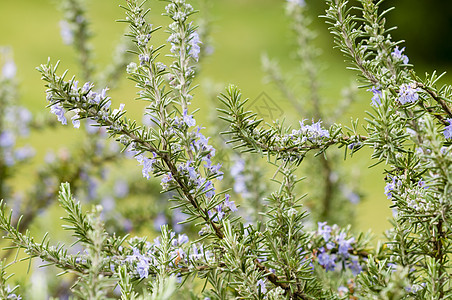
[443,118,452,139]
[0,130,15,148]
[161,172,174,189]
[317,222,332,241]
[208,205,224,222]
[101,196,115,212]
[136,152,156,179]
[203,180,215,198]
[223,194,238,212]
[172,208,186,232]
[170,248,186,265]
[14,146,35,161]
[391,46,409,64]
[136,259,149,278]
[256,279,267,294]
[230,158,245,176]
[192,128,216,165]
[307,121,330,138]
[172,234,189,247]
[182,160,198,182]
[71,111,81,128]
[50,103,67,125]
[208,163,223,180]
[190,244,204,260]
[188,31,201,61]
[384,176,399,199]
[317,248,336,271]
[154,213,167,232]
[347,258,362,276]
[397,83,419,105]
[300,120,329,142]
[368,86,382,106]
[336,232,355,258]
[183,109,196,127]
[112,103,125,116]
[59,20,74,45]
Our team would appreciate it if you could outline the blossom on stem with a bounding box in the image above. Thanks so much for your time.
[368,86,382,106]
[317,222,332,241]
[256,279,267,294]
[391,46,409,64]
[71,110,81,128]
[161,172,174,189]
[183,109,196,127]
[188,31,201,61]
[223,194,237,212]
[384,176,400,199]
[443,118,452,139]
[317,247,336,271]
[298,119,330,142]
[50,103,67,125]
[397,83,419,105]
[136,152,157,179]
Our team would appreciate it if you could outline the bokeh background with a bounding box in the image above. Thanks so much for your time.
[1,0,452,246]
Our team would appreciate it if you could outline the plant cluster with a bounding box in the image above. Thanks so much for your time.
[0,0,451,299]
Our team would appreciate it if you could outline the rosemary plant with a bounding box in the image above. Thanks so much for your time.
[0,0,450,299]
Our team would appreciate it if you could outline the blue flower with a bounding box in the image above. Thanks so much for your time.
[208,205,224,222]
[203,180,215,198]
[347,258,362,276]
[368,86,382,106]
[223,194,238,212]
[391,46,409,64]
[397,83,419,105]
[336,232,355,258]
[188,31,201,61]
[172,234,189,246]
[15,146,35,161]
[59,20,74,45]
[384,176,399,199]
[300,120,329,142]
[256,279,267,294]
[317,222,332,241]
[190,244,205,260]
[153,214,167,232]
[136,259,149,279]
[71,110,81,128]
[317,247,336,271]
[0,130,15,148]
[50,103,67,125]
[183,109,196,127]
[161,172,174,189]
[183,160,198,182]
[208,163,223,180]
[443,118,452,139]
[136,152,157,179]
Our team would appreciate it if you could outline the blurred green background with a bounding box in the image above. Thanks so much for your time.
[1,0,452,240]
